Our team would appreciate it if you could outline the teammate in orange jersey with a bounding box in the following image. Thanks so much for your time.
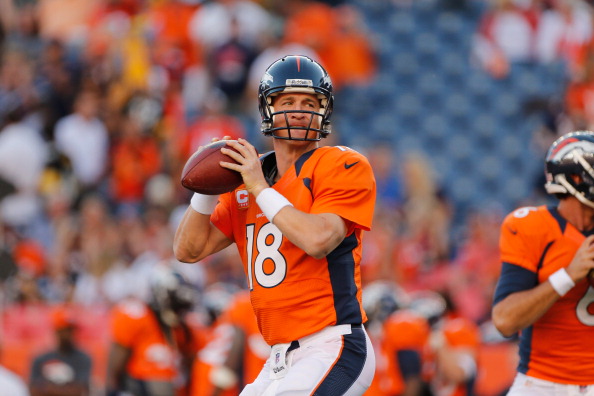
[106,265,203,396]
[191,291,269,396]
[426,314,480,396]
[407,290,481,396]
[362,280,430,396]
[493,131,594,395]
[174,55,377,395]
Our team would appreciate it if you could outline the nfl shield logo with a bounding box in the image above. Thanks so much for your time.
[275,352,280,365]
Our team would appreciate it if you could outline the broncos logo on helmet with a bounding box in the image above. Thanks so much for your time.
[545,131,594,208]
[258,55,334,142]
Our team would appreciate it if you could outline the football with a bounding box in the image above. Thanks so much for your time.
[181,140,244,195]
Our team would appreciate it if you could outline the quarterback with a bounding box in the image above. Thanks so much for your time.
[493,131,594,395]
[174,55,376,395]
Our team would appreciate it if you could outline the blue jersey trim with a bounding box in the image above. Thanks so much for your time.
[517,325,533,374]
[327,233,363,325]
[493,262,538,305]
[547,206,566,233]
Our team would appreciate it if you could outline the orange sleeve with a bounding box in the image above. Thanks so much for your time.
[310,149,376,231]
[211,192,235,241]
[499,208,545,272]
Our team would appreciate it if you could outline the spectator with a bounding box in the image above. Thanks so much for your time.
[322,4,377,90]
[181,88,246,160]
[0,47,42,126]
[36,39,82,140]
[394,152,453,289]
[535,0,593,76]
[0,104,49,232]
[188,0,272,55]
[109,114,162,217]
[207,16,258,113]
[29,306,93,396]
[471,0,539,78]
[71,194,123,306]
[565,45,594,129]
[53,88,109,198]
[36,0,100,47]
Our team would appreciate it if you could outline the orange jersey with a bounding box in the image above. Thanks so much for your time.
[110,299,200,383]
[494,205,594,384]
[367,310,430,395]
[211,146,376,345]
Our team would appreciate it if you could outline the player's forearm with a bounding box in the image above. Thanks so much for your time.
[174,207,228,262]
[492,282,559,337]
[272,208,346,259]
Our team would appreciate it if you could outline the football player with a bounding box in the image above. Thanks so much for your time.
[408,290,480,396]
[174,55,377,395]
[362,281,431,396]
[493,131,594,394]
[191,291,268,396]
[106,264,203,396]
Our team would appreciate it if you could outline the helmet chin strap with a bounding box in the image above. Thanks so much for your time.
[557,174,594,209]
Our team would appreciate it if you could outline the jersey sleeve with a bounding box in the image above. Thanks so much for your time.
[211,192,234,241]
[310,148,376,231]
[499,208,546,272]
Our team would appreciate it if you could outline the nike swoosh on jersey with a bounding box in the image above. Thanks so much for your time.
[344,161,359,169]
[506,225,518,235]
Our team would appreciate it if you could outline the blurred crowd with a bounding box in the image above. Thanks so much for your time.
[2,0,594,395]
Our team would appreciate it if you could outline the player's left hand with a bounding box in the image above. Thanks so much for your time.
[220,138,268,197]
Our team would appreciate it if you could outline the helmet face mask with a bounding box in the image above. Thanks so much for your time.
[258,55,334,142]
[545,131,594,209]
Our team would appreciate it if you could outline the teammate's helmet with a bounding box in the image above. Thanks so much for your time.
[201,282,240,325]
[149,264,197,326]
[545,131,594,209]
[408,290,447,328]
[362,280,409,324]
[258,55,333,141]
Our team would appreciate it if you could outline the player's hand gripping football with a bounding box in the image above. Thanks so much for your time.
[566,235,594,284]
[219,138,268,197]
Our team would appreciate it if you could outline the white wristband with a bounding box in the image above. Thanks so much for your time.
[548,268,575,297]
[190,193,219,215]
[256,188,293,222]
